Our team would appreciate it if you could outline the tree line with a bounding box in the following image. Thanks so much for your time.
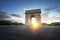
[42,22,60,26]
[0,20,24,25]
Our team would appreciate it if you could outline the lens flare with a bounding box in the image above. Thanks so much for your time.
[31,17,37,26]
[31,17,39,30]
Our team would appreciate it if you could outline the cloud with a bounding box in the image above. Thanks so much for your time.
[0,11,12,19]
[44,3,60,12]
[0,11,25,23]
[42,3,60,23]
[41,11,51,23]
[11,14,21,18]
[55,9,60,12]
[45,6,58,11]
[51,16,60,21]
[0,11,21,19]
[42,12,60,23]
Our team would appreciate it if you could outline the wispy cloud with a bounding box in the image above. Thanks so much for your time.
[42,15,60,24]
[51,16,60,21]
[55,9,60,12]
[0,11,21,19]
[0,11,25,23]
[45,6,58,11]
[41,3,60,23]
[0,11,12,19]
[42,11,60,23]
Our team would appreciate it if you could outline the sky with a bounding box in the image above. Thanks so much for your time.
[0,0,60,24]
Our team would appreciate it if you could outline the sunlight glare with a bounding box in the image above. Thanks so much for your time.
[31,17,39,30]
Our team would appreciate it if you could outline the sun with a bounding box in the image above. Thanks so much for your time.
[31,17,37,26]
[31,17,39,30]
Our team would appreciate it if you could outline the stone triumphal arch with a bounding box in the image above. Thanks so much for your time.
[25,9,41,26]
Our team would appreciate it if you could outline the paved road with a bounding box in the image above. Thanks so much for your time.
[0,25,60,40]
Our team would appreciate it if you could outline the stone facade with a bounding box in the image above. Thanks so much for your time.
[25,9,41,25]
